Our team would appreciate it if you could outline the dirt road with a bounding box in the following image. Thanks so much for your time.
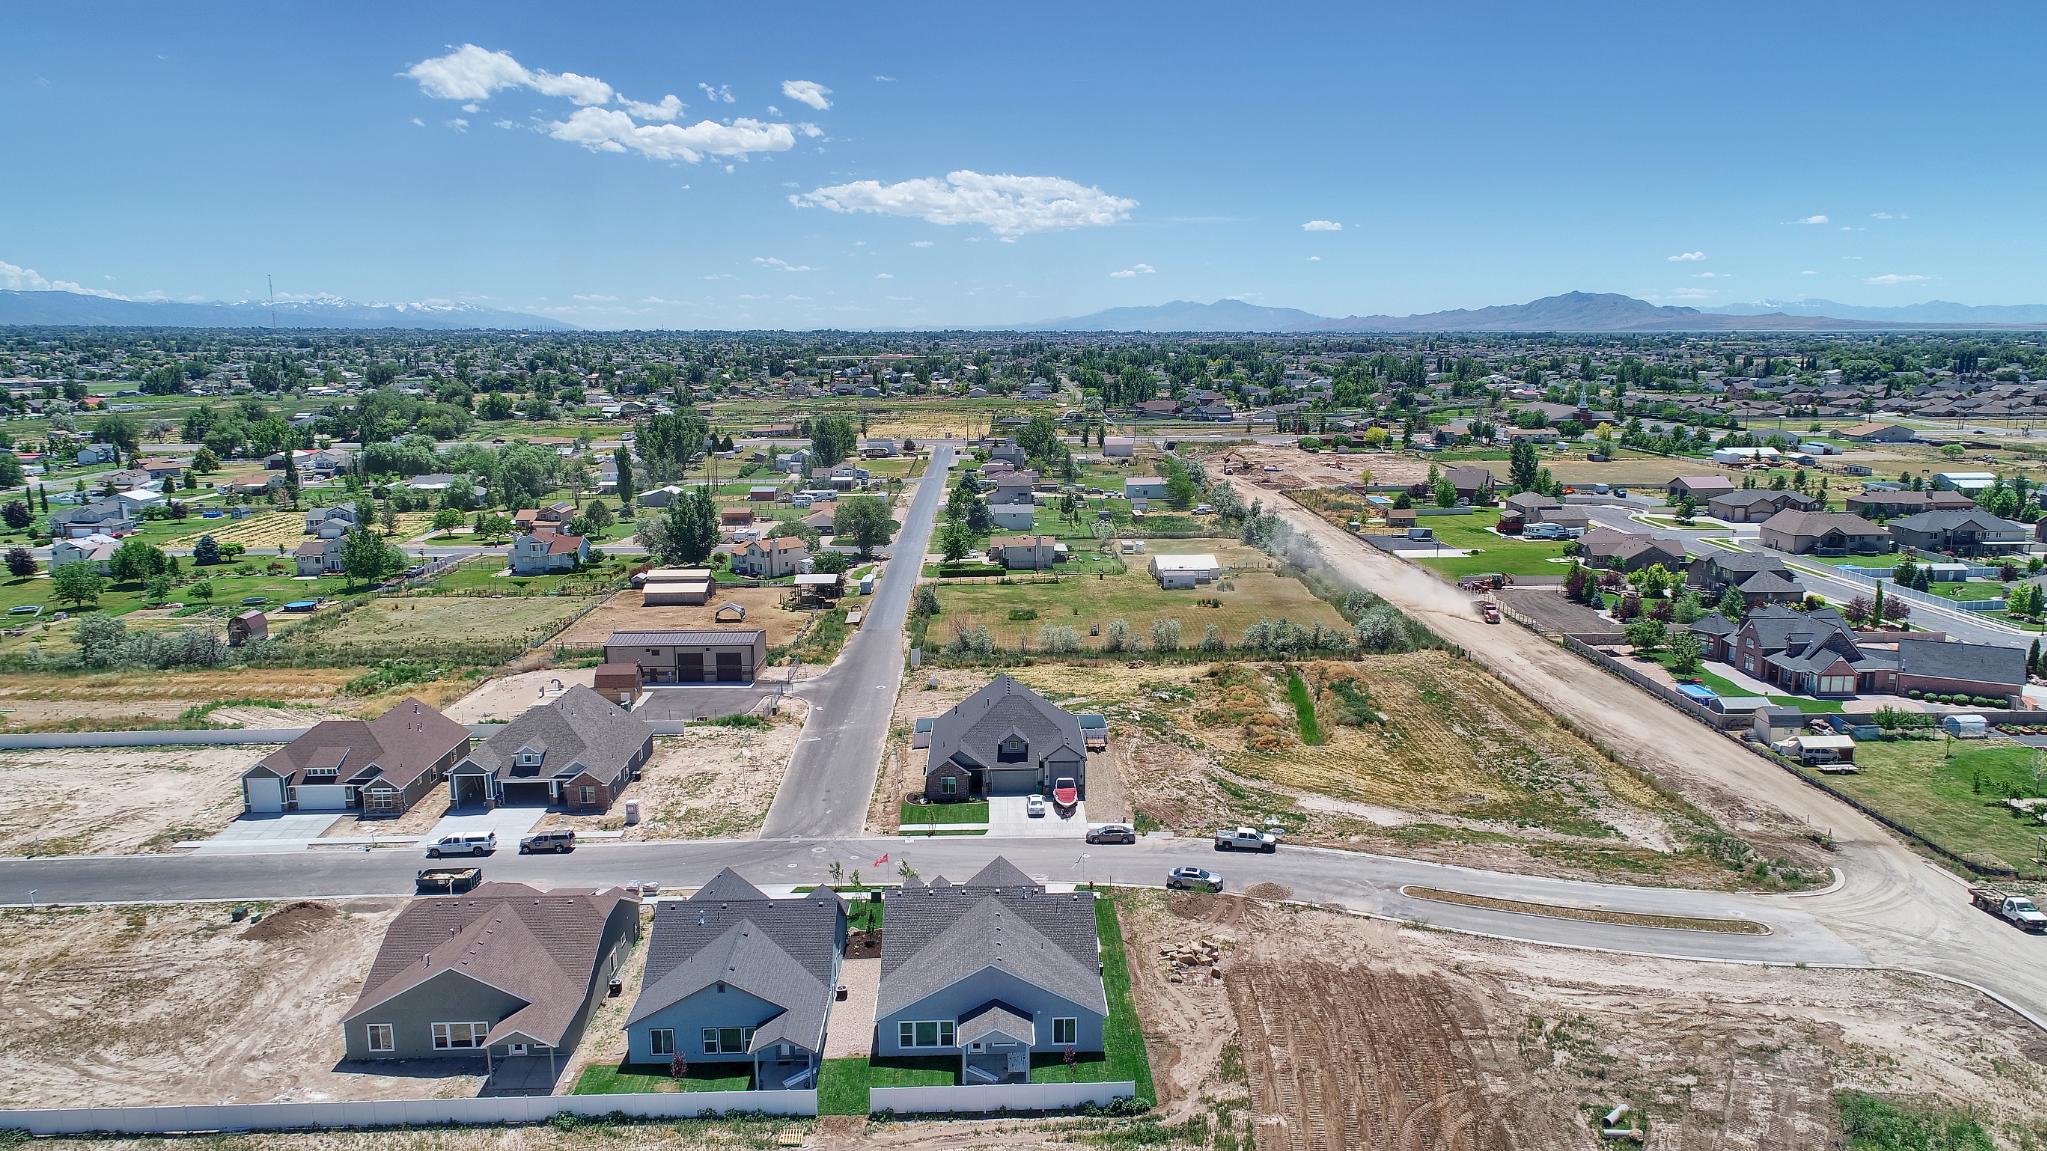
[1232,475,2047,1030]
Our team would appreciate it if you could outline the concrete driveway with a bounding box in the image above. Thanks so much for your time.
[987,795,1087,838]
[633,685,779,724]
[192,813,338,855]
[427,805,546,850]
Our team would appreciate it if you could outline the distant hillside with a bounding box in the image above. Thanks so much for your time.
[1707,298,2047,325]
[1015,298,1327,333]
[1015,291,2047,333]
[0,290,575,331]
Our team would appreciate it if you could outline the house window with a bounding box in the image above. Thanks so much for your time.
[432,1021,491,1050]
[997,736,1028,764]
[366,1023,395,1053]
[650,1029,675,1057]
[579,785,598,806]
[702,1027,754,1054]
[1052,1018,1077,1046]
[898,1020,955,1049]
[940,776,958,796]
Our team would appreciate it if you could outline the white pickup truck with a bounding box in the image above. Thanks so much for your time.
[1971,887,2047,932]
[1214,826,1278,853]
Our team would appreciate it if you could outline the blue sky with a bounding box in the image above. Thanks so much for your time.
[3,2,2043,329]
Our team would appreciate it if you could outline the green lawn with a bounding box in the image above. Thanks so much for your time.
[572,1060,754,1094]
[1828,738,2047,873]
[818,1055,957,1115]
[0,565,356,621]
[1644,651,1844,713]
[415,553,643,596]
[900,799,989,824]
[1028,895,1156,1100]
[1927,581,2010,602]
[1409,510,1572,579]
[817,1059,870,1115]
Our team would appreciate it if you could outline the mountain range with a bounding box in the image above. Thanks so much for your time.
[1019,291,2047,333]
[0,290,573,331]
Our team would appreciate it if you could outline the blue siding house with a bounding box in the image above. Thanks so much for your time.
[625,869,845,1089]
[876,858,1107,1083]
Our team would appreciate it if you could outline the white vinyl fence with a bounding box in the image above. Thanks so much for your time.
[0,1090,817,1136]
[870,1081,1135,1115]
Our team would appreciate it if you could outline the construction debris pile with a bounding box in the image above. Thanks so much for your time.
[1159,937,1226,984]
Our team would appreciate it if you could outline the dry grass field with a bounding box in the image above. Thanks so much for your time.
[0,900,501,1107]
[0,666,373,733]
[308,595,598,651]
[929,541,1346,651]
[553,585,806,649]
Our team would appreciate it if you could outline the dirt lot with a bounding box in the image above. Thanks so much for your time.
[1223,443,1426,488]
[0,899,499,1106]
[534,717,802,839]
[553,585,805,649]
[0,745,274,855]
[1123,891,2047,1151]
[441,668,598,724]
[1494,587,1620,637]
[0,667,367,733]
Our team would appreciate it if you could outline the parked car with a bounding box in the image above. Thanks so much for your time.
[519,829,576,854]
[1086,822,1137,844]
[1214,826,1278,853]
[638,880,661,896]
[1025,794,1046,818]
[425,832,496,858]
[1167,865,1224,892]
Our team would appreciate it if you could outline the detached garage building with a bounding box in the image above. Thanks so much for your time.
[606,628,769,685]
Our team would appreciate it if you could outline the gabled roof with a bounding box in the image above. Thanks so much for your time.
[606,628,766,647]
[1759,509,1885,538]
[927,675,1085,771]
[248,698,468,789]
[1888,508,2026,534]
[879,859,1105,1018]
[343,883,632,1049]
[461,686,653,785]
[627,870,844,1051]
[1898,638,2027,688]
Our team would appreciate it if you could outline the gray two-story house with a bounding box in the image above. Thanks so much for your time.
[341,883,638,1066]
[876,858,1107,1083]
[625,870,845,1089]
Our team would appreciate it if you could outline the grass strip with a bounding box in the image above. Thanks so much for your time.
[1405,885,1769,935]
[1285,666,1324,745]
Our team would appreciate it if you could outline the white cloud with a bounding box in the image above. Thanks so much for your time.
[493,118,516,130]
[873,74,896,83]
[1666,250,1706,262]
[1692,271,1729,279]
[1870,211,1908,221]
[406,44,614,106]
[909,240,934,248]
[792,170,1137,237]
[409,116,426,127]
[702,273,734,280]
[1109,263,1156,278]
[796,122,823,139]
[461,102,480,113]
[1865,273,1931,285]
[548,108,796,163]
[1801,269,1818,275]
[445,117,469,132]
[753,256,816,272]
[572,293,619,302]
[698,82,734,103]
[874,272,893,279]
[1300,219,1342,232]
[620,94,685,122]
[1307,255,1321,262]
[781,80,832,110]
[0,257,126,298]
[1792,214,1829,225]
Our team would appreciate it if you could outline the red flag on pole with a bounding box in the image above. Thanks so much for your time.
[873,853,890,867]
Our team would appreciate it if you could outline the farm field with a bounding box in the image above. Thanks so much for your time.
[288,594,598,660]
[554,584,808,648]
[0,745,270,855]
[926,539,1344,652]
[1121,891,2045,1151]
[1824,736,2047,875]
[0,900,503,1108]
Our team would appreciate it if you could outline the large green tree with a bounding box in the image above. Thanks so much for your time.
[836,494,893,558]
[809,415,858,467]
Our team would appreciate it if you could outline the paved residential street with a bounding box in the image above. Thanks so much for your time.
[759,443,954,839]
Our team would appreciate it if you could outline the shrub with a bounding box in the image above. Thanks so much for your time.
[1151,618,1182,653]
[1104,618,1130,653]
[1038,625,1080,654]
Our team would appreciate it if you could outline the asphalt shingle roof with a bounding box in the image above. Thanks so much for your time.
[461,685,653,787]
[251,698,469,790]
[879,858,1105,1018]
[927,676,1085,771]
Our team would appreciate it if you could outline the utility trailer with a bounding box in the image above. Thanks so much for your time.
[416,866,482,894]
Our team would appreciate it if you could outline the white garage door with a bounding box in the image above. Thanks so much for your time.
[246,776,285,813]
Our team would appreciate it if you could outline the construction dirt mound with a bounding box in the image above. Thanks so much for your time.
[1245,881,1295,901]
[241,900,339,942]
